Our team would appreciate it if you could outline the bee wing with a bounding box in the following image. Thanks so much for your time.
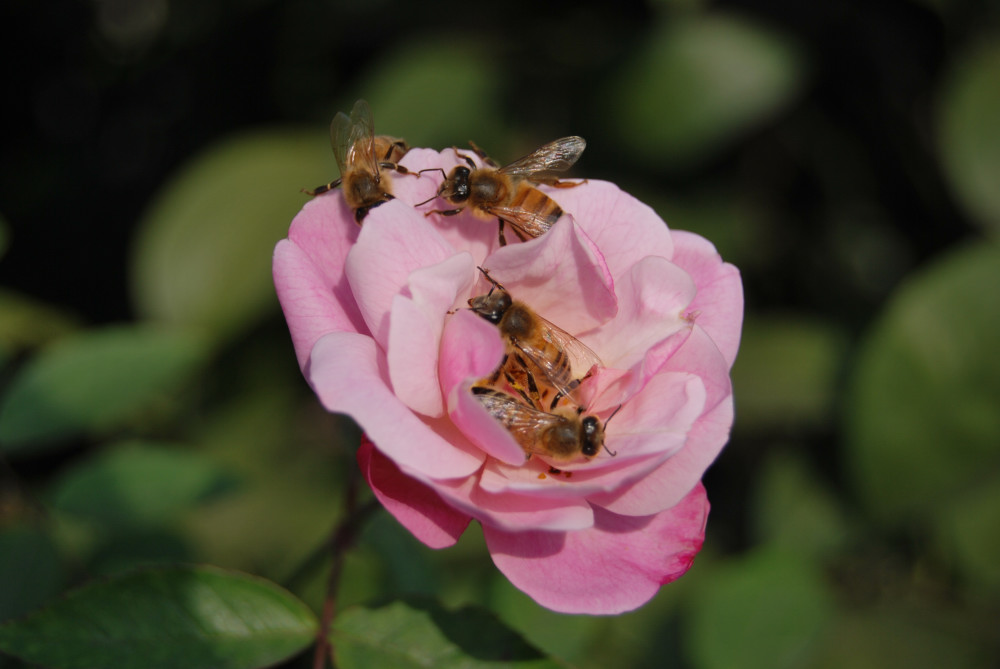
[473,387,566,454]
[497,136,586,179]
[516,317,603,406]
[331,99,379,177]
[485,204,558,238]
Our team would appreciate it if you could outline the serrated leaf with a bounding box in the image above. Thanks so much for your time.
[845,242,1000,522]
[129,128,331,346]
[688,549,835,669]
[0,326,208,453]
[332,598,562,669]
[49,441,239,528]
[608,12,805,167]
[0,566,317,669]
[939,40,1000,236]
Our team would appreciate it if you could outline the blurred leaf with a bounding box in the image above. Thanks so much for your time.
[130,128,331,346]
[688,548,834,669]
[49,441,238,529]
[845,242,1000,522]
[939,40,1000,236]
[752,450,852,559]
[0,288,78,353]
[361,41,506,151]
[0,326,208,453]
[0,566,317,669]
[932,473,1000,593]
[0,526,62,622]
[731,314,847,432]
[804,604,990,669]
[87,529,194,576]
[332,598,561,669]
[608,12,806,167]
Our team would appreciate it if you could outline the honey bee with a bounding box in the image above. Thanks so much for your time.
[417,136,586,245]
[306,99,411,223]
[471,385,617,463]
[467,267,601,410]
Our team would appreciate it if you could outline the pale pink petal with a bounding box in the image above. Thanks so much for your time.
[308,331,484,479]
[344,200,457,348]
[588,327,734,515]
[273,195,366,369]
[358,437,470,549]
[481,217,616,333]
[427,472,595,533]
[437,308,506,398]
[389,148,445,206]
[579,255,695,370]
[387,254,476,417]
[670,230,744,368]
[545,180,674,280]
[484,483,709,614]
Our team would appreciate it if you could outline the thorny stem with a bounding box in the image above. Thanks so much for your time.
[311,471,380,669]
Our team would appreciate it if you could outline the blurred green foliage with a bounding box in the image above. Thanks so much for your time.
[1,0,999,667]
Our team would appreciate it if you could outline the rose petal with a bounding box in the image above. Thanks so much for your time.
[273,195,367,369]
[345,200,457,348]
[388,253,476,417]
[588,326,733,515]
[546,180,675,280]
[438,308,506,398]
[484,483,709,614]
[427,472,596,532]
[482,217,617,334]
[580,255,695,371]
[308,331,484,479]
[670,230,743,368]
[358,437,470,549]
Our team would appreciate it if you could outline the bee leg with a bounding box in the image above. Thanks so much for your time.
[303,177,343,197]
[424,207,465,217]
[498,219,507,247]
[452,149,478,170]
[468,141,500,168]
[378,160,413,176]
[536,177,587,189]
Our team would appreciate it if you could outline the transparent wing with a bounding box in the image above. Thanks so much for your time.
[485,204,559,238]
[473,387,565,453]
[331,99,378,178]
[515,317,602,407]
[498,136,586,179]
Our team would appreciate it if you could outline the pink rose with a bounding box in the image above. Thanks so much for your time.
[273,147,742,614]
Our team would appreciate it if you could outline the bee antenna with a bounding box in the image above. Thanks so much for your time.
[603,444,617,457]
[605,404,623,426]
[416,167,447,179]
[415,193,438,207]
[476,266,503,291]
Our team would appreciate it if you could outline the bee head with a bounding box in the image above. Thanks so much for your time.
[580,416,602,457]
[468,289,511,324]
[442,165,471,202]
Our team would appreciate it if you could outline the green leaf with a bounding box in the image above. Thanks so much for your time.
[0,288,78,353]
[0,326,208,453]
[939,40,1000,236]
[845,242,1000,522]
[688,549,835,669]
[129,128,331,346]
[931,472,1000,593]
[731,314,847,432]
[332,598,561,669]
[49,441,239,528]
[0,527,63,622]
[361,41,506,150]
[751,451,852,559]
[0,566,318,669]
[608,12,806,167]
